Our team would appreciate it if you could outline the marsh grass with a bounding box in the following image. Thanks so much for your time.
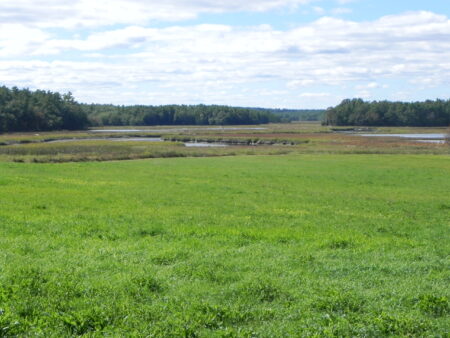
[0,123,448,163]
[0,140,294,163]
[163,134,309,145]
[445,127,450,146]
[0,130,164,145]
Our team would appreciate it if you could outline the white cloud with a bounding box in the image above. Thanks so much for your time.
[312,6,325,15]
[355,82,388,90]
[0,0,315,28]
[299,92,332,98]
[0,11,449,107]
[331,8,353,15]
[0,24,49,57]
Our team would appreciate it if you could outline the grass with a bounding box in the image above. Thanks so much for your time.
[0,154,449,336]
[163,134,309,145]
[0,123,448,163]
[0,140,293,163]
[0,131,165,146]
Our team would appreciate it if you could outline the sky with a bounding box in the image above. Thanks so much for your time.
[0,0,449,108]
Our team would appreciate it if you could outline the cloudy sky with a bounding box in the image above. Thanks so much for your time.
[1,0,449,108]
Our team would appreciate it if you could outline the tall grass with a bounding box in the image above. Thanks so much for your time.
[0,124,448,163]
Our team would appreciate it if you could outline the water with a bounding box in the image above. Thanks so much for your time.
[43,133,449,146]
[90,129,143,133]
[47,137,162,143]
[358,133,446,139]
[112,138,162,142]
[415,140,446,144]
[184,142,228,147]
[45,137,228,147]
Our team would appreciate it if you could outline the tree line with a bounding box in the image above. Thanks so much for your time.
[82,104,279,126]
[2,86,449,132]
[324,98,450,126]
[0,86,88,132]
[258,108,325,122]
[0,86,280,132]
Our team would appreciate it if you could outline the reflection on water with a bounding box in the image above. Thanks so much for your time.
[113,138,162,142]
[184,142,228,147]
[90,129,143,133]
[415,140,446,144]
[358,133,445,139]
[47,137,162,143]
[46,137,229,147]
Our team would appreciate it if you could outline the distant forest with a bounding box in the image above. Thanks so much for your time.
[83,105,324,126]
[325,98,450,126]
[0,86,279,132]
[2,86,450,132]
[0,86,88,132]
[82,104,280,126]
[253,108,325,122]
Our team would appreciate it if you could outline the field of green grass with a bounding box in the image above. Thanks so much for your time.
[1,154,449,336]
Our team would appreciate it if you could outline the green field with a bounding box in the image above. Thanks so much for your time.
[1,154,449,336]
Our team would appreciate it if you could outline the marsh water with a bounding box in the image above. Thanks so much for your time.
[184,142,228,147]
[46,137,229,147]
[47,137,162,143]
[358,133,446,139]
[356,133,447,144]
[415,140,446,144]
[39,131,449,147]
[45,127,270,147]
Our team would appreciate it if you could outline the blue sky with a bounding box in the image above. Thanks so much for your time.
[0,0,449,108]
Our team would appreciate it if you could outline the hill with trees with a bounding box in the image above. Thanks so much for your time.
[3,86,449,132]
[0,86,280,132]
[0,86,88,132]
[253,108,325,122]
[324,98,450,126]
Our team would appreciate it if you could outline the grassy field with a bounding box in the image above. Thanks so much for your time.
[0,154,449,336]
